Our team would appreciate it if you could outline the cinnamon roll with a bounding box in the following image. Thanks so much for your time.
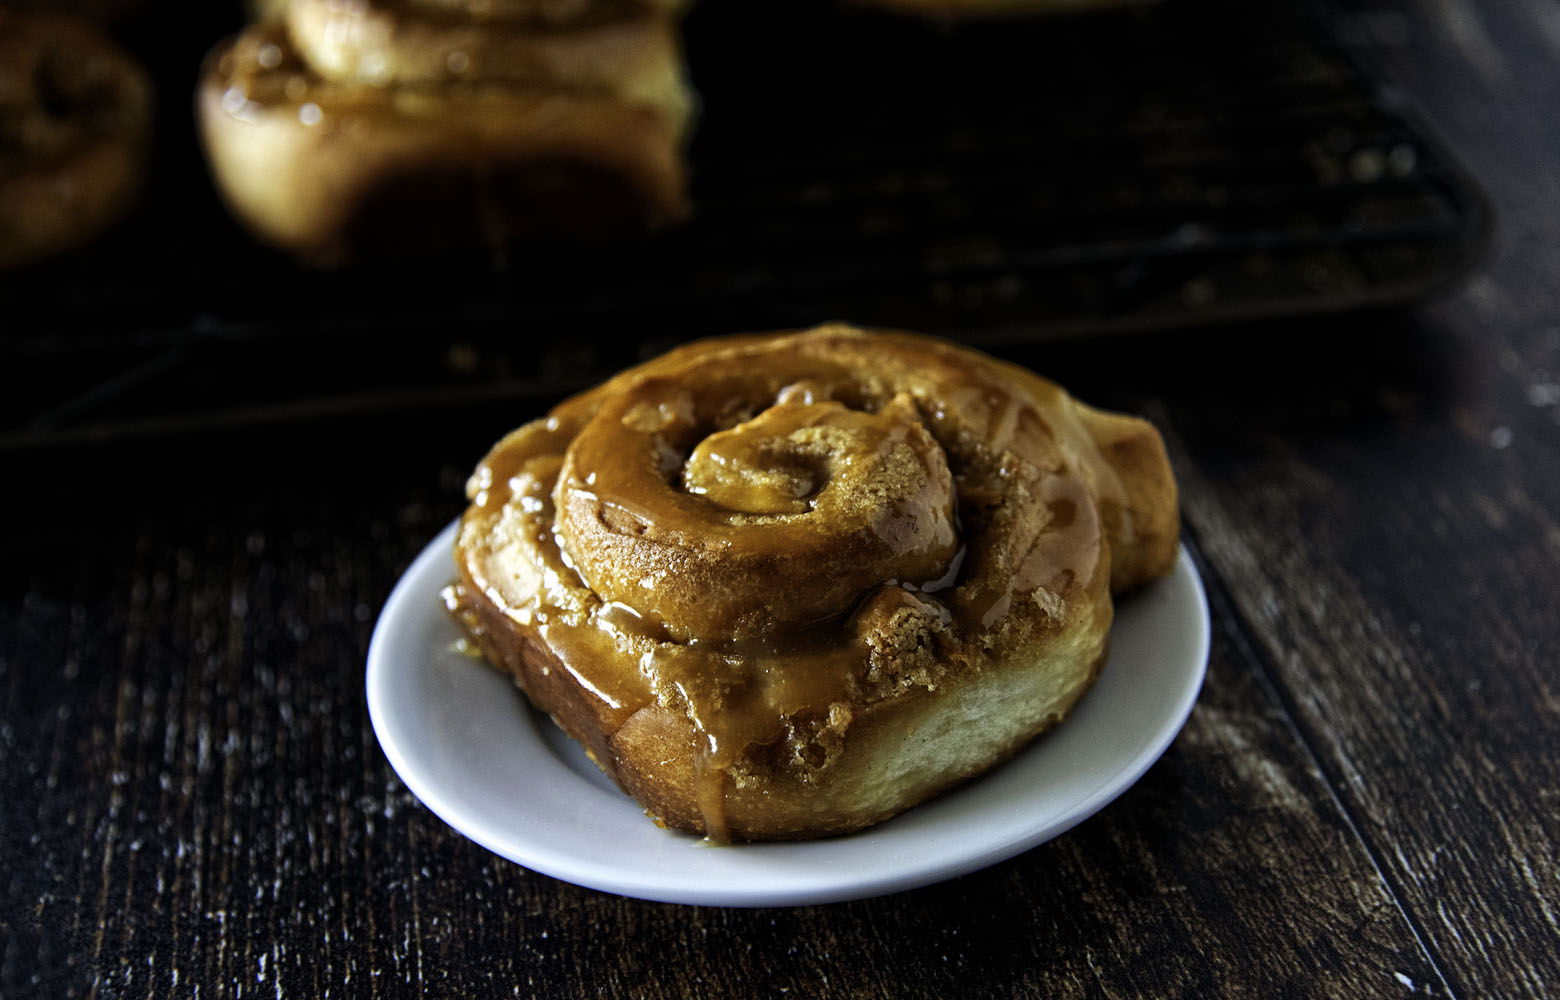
[198,1,692,262]
[0,10,151,269]
[447,324,1179,841]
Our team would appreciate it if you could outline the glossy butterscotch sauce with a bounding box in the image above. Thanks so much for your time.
[451,325,1127,839]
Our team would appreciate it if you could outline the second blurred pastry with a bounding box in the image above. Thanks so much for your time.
[200,0,694,263]
[1,9,151,269]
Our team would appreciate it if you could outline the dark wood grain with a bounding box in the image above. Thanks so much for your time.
[1154,2,1560,995]
[4,0,1559,997]
[1,444,1448,998]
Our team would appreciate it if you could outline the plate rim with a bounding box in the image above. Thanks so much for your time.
[367,521,1210,907]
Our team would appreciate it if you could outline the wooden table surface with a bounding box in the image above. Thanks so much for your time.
[3,0,1557,997]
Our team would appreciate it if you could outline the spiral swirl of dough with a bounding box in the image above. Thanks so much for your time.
[556,367,964,639]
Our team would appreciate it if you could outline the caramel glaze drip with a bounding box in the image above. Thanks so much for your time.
[452,325,1131,841]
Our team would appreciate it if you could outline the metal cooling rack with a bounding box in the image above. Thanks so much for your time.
[0,0,1490,450]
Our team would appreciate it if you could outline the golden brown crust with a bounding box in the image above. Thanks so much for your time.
[1072,402,1179,591]
[449,324,1179,840]
[0,10,151,269]
[197,8,691,262]
[987,356,1179,593]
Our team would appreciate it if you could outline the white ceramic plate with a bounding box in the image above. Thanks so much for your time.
[367,522,1210,907]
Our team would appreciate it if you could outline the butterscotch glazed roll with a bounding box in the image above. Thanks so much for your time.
[0,10,151,269]
[198,4,692,261]
[448,324,1179,841]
